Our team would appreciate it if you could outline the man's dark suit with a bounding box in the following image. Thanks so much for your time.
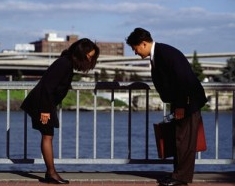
[151,42,207,183]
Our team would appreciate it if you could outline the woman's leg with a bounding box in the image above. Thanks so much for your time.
[41,134,62,180]
[40,133,69,184]
[41,135,55,173]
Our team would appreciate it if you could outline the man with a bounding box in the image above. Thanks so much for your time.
[126,28,207,186]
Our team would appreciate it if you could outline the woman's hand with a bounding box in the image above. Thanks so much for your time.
[40,113,50,124]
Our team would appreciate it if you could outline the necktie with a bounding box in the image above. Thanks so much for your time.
[150,58,155,68]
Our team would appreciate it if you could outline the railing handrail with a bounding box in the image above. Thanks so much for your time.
[1,81,235,89]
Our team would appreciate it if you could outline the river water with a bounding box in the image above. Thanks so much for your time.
[0,110,234,172]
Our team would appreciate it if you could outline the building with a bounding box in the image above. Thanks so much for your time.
[30,33,124,56]
[31,33,78,53]
[96,42,124,56]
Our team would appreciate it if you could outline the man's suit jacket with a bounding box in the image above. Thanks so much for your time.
[21,56,74,126]
[151,42,207,116]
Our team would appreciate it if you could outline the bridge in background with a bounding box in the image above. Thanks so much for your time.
[0,52,234,80]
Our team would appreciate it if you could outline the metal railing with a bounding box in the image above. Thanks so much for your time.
[0,81,234,166]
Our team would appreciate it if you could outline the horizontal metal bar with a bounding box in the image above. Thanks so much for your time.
[1,81,235,90]
[0,158,234,165]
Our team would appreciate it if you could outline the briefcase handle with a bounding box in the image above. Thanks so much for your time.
[163,113,175,123]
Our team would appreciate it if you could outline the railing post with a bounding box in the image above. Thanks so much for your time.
[128,89,132,159]
[215,90,219,159]
[145,88,149,160]
[58,104,62,159]
[76,90,80,159]
[111,89,115,159]
[232,91,235,159]
[126,82,151,160]
[6,89,10,158]
[23,90,28,159]
[93,88,97,159]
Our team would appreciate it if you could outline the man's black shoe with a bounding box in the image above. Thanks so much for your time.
[157,175,171,184]
[158,177,188,186]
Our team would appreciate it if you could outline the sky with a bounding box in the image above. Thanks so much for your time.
[0,0,234,56]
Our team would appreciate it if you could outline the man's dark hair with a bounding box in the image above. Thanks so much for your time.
[126,27,153,46]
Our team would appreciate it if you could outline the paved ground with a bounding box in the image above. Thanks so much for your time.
[0,171,234,185]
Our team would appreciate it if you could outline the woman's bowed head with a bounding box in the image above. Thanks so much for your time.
[61,38,100,72]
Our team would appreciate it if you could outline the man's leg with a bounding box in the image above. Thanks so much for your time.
[172,111,201,183]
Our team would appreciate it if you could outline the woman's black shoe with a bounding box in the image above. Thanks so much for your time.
[45,173,69,184]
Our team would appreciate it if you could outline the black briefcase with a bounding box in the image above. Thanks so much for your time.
[153,121,176,159]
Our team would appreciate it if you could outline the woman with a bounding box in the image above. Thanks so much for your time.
[21,38,99,184]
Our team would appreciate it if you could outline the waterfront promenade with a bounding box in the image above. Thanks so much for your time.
[0,171,234,185]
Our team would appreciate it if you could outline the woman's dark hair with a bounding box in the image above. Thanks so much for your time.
[61,38,99,72]
[126,27,153,46]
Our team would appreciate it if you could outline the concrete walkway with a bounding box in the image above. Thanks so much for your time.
[0,171,234,185]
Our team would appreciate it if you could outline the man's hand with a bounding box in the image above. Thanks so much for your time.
[40,113,50,124]
[174,108,185,119]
